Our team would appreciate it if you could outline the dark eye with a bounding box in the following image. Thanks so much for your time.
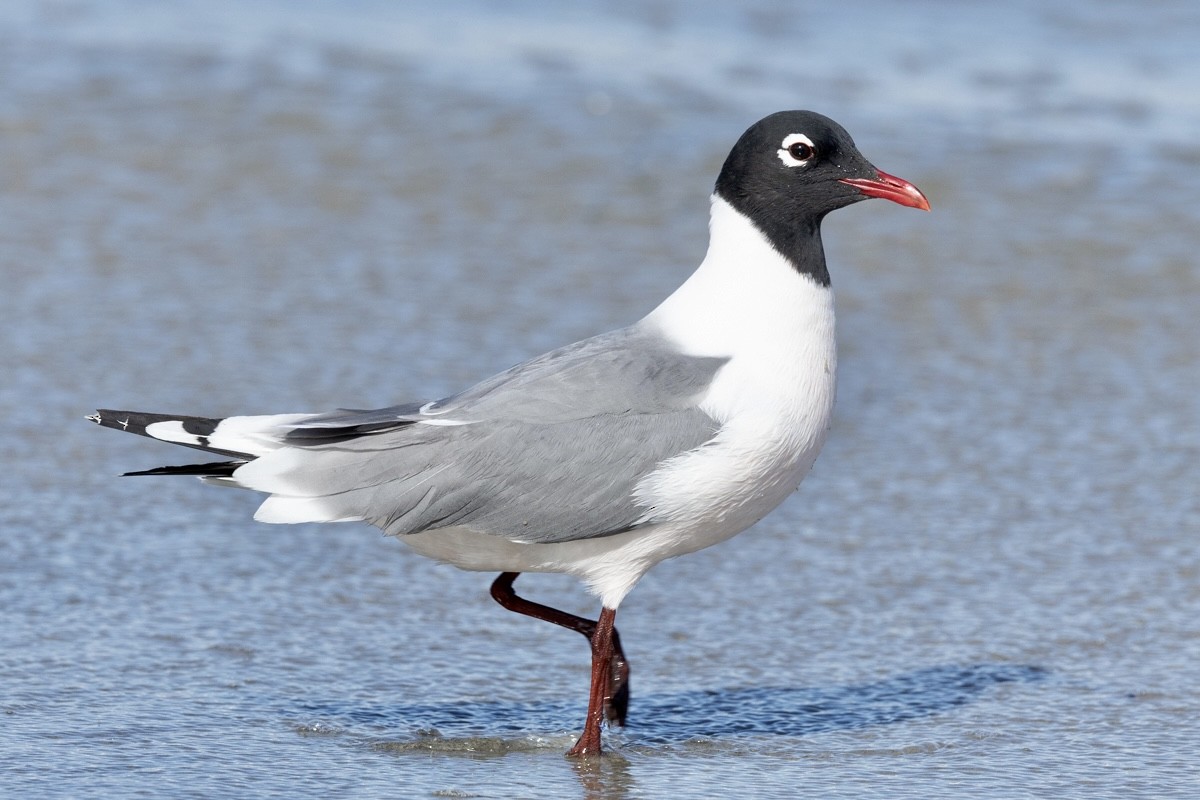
[778,134,817,167]
[788,141,814,161]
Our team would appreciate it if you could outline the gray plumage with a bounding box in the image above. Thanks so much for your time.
[217,323,726,543]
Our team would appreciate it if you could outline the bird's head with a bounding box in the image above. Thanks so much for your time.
[712,110,929,284]
[715,110,930,227]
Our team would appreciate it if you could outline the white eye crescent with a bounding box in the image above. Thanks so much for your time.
[777,133,816,167]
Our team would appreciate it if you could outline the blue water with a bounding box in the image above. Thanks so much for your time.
[1,1,1198,797]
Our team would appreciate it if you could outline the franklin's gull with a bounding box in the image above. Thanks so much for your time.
[90,110,929,756]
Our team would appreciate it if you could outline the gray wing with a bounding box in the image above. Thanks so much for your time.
[247,324,727,543]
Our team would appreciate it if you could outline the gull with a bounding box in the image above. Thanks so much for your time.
[90,110,929,756]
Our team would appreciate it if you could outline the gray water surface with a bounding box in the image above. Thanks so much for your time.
[2,1,1198,798]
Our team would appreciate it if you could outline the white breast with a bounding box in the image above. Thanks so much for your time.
[634,195,838,541]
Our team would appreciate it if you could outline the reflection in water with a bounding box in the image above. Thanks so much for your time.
[570,751,637,800]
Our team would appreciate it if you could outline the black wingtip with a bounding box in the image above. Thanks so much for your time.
[123,461,244,477]
[87,409,251,458]
[89,409,147,435]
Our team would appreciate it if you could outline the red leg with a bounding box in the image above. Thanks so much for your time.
[489,573,630,737]
[567,606,617,757]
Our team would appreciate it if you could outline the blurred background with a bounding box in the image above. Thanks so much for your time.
[1,1,1197,797]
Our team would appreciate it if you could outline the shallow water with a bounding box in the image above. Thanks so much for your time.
[1,1,1198,797]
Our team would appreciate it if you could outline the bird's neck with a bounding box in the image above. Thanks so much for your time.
[714,188,830,287]
[643,195,834,358]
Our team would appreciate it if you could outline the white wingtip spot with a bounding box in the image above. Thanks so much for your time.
[145,420,203,446]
